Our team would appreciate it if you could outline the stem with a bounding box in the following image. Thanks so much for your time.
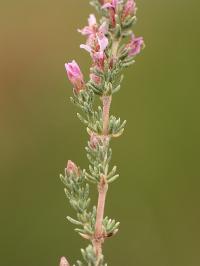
[93,95,112,261]
[93,175,108,257]
[102,96,112,135]
[112,37,121,59]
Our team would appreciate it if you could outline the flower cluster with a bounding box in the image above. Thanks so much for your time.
[60,0,144,265]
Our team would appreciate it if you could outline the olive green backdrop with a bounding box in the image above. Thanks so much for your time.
[0,0,200,265]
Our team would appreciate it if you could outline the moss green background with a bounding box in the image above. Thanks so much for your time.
[0,0,200,265]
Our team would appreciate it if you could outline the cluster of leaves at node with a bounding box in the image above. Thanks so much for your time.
[85,136,120,184]
[60,165,120,240]
[70,89,126,138]
[60,167,96,239]
[73,245,106,266]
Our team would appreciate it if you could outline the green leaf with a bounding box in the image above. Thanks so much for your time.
[67,216,83,226]
[107,174,119,184]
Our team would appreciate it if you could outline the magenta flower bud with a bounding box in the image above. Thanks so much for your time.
[127,34,144,56]
[122,0,136,20]
[66,160,79,176]
[65,60,85,93]
[59,257,70,266]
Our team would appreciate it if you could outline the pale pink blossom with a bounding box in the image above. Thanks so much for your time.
[65,60,85,93]
[97,24,109,50]
[80,44,92,54]
[78,14,97,36]
[80,21,108,53]
[80,22,108,70]
[127,34,144,56]
[80,33,108,54]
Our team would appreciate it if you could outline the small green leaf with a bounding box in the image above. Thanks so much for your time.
[67,216,83,226]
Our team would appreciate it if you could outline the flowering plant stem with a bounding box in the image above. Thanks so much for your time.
[59,1,144,265]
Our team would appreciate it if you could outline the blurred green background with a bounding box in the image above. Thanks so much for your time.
[0,0,200,265]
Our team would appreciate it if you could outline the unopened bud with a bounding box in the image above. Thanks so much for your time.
[90,133,100,149]
[65,60,85,93]
[90,73,102,85]
[66,160,79,176]
[59,256,70,266]
[122,0,136,21]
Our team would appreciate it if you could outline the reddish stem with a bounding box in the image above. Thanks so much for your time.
[93,95,112,261]
[93,175,108,257]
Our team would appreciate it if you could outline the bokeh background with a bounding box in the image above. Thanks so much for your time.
[1,0,200,265]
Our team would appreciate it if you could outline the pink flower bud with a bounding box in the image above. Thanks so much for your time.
[89,134,110,149]
[66,160,79,175]
[102,0,118,27]
[90,73,102,85]
[122,0,136,21]
[89,133,100,149]
[102,0,117,9]
[93,51,105,69]
[127,34,144,57]
[65,60,85,93]
[59,257,70,266]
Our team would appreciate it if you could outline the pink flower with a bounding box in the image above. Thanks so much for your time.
[59,257,70,266]
[80,21,108,53]
[96,23,109,50]
[122,0,136,20]
[80,22,108,70]
[127,34,144,56]
[78,14,97,36]
[65,60,85,93]
[66,160,79,176]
